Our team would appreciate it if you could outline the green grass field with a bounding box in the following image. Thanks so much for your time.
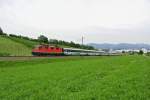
[0,36,32,56]
[8,36,39,48]
[0,56,150,100]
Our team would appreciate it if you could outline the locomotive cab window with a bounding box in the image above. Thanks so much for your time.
[39,46,42,50]
[45,46,48,49]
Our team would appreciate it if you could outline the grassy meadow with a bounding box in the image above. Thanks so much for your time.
[0,36,32,56]
[0,56,150,100]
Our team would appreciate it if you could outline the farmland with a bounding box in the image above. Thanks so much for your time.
[0,56,150,100]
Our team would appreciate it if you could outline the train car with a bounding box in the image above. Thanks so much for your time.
[32,45,64,56]
[32,45,106,56]
[63,48,105,56]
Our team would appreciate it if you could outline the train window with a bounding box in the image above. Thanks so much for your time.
[45,46,48,49]
[51,47,54,50]
[39,46,42,49]
[56,48,59,50]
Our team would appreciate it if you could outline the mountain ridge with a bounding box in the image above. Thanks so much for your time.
[89,43,150,49]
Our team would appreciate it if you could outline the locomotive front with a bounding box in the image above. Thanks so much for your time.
[32,45,64,56]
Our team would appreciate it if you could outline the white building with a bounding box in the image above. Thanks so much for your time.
[141,48,148,53]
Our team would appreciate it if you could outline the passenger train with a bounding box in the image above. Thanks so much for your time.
[32,44,106,56]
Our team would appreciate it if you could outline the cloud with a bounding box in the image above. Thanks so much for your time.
[0,0,150,44]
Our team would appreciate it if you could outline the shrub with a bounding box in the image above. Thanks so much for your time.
[38,35,48,43]
[0,27,3,35]
[0,52,11,56]
[138,50,144,55]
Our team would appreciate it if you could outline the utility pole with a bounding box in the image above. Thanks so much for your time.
[82,36,84,45]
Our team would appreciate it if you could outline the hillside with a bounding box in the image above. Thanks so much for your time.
[8,36,39,48]
[0,36,33,56]
[0,35,75,56]
[0,33,95,56]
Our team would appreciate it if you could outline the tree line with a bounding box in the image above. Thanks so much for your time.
[0,27,95,50]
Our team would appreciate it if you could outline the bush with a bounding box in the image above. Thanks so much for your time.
[2,33,8,36]
[0,52,10,56]
[138,50,144,55]
[9,34,18,37]
[129,51,135,55]
[0,27,3,35]
[38,35,48,43]
[49,39,95,50]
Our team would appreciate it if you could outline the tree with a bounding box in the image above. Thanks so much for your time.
[38,35,48,43]
[49,38,95,50]
[0,27,3,35]
[122,51,125,53]
[70,41,76,47]
[138,50,144,55]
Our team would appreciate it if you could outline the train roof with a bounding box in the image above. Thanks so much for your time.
[35,44,59,48]
[64,48,105,53]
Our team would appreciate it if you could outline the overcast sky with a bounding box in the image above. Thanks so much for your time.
[0,0,150,44]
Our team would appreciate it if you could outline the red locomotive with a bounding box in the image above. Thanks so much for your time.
[32,44,106,56]
[32,44,64,56]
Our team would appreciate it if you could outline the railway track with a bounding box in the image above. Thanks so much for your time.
[0,56,66,61]
[0,54,121,61]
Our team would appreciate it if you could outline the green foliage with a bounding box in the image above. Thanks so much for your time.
[38,35,48,43]
[0,27,3,35]
[0,52,10,56]
[122,51,125,53]
[138,50,144,55]
[0,56,150,99]
[49,39,95,50]
[8,33,95,50]
[9,34,19,37]
[9,34,38,42]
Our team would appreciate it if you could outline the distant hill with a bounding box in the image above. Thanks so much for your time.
[89,43,150,50]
